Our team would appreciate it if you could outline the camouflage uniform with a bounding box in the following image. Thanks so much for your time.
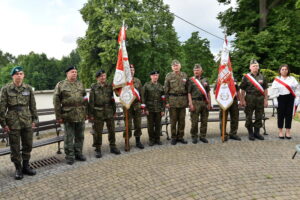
[188,77,210,139]
[123,77,142,138]
[164,72,188,141]
[89,82,117,150]
[0,83,38,164]
[53,79,87,161]
[142,81,164,144]
[240,73,268,130]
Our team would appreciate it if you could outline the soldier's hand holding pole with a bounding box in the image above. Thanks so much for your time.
[3,126,10,133]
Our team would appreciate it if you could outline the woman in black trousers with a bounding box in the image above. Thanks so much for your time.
[270,64,299,139]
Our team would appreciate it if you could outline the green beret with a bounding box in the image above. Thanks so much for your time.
[65,66,76,73]
[96,69,105,77]
[149,70,159,75]
[10,66,23,76]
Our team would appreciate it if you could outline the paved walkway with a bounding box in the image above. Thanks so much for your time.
[1,110,300,199]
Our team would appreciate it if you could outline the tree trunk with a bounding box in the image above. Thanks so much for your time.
[259,0,268,31]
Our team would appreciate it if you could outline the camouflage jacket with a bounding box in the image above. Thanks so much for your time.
[0,82,38,129]
[89,82,116,120]
[53,79,87,122]
[142,81,165,112]
[164,71,188,108]
[188,76,210,100]
[132,77,142,105]
[240,72,268,96]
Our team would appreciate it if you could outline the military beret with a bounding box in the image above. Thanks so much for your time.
[193,64,202,70]
[149,70,159,75]
[130,64,134,68]
[171,59,181,66]
[10,66,23,76]
[65,66,76,73]
[250,59,259,65]
[96,69,105,77]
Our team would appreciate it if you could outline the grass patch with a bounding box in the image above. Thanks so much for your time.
[265,174,273,179]
[294,112,300,122]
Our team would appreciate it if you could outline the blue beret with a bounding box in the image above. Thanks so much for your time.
[65,66,76,73]
[150,70,159,75]
[10,66,23,76]
[96,69,105,77]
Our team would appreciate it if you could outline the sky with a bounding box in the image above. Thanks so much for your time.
[0,0,236,59]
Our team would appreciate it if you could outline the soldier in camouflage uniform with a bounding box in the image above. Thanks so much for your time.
[89,70,121,158]
[0,66,37,180]
[240,59,268,140]
[123,64,144,149]
[214,78,241,141]
[53,66,88,165]
[164,60,188,145]
[188,64,212,144]
[142,70,165,146]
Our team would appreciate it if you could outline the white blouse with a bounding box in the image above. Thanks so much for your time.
[270,76,300,98]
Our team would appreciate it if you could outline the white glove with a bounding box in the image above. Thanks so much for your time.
[294,97,300,106]
[273,98,278,108]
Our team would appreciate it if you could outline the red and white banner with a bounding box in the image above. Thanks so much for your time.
[274,78,296,97]
[244,73,264,96]
[113,22,138,109]
[215,37,236,110]
[191,77,208,102]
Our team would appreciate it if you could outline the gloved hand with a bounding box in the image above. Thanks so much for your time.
[273,98,278,108]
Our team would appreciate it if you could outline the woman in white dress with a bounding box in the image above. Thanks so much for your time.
[270,64,299,139]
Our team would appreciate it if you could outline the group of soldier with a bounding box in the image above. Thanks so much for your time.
[0,58,270,180]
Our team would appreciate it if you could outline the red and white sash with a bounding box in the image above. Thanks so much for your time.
[274,77,296,97]
[244,73,265,95]
[191,77,208,102]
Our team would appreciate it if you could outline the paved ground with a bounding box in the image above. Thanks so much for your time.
[1,110,300,199]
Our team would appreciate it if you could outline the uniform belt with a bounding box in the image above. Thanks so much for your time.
[192,97,204,101]
[8,106,27,111]
[63,104,84,107]
[169,93,187,97]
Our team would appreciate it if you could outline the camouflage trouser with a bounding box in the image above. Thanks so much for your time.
[64,122,85,160]
[8,127,33,164]
[244,95,264,129]
[219,99,239,137]
[147,112,162,143]
[93,119,116,150]
[190,100,209,139]
[123,104,142,138]
[169,107,186,140]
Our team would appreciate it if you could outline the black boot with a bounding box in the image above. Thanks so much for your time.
[14,162,23,180]
[135,137,144,149]
[248,127,255,141]
[254,128,264,140]
[22,160,36,176]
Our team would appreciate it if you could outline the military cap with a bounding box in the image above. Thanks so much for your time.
[65,66,76,73]
[149,70,159,75]
[171,59,181,66]
[193,64,202,70]
[250,59,259,65]
[10,66,23,76]
[96,69,105,77]
[130,64,134,68]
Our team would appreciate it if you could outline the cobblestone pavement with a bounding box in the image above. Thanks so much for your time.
[1,110,300,199]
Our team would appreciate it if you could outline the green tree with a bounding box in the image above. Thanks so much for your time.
[217,0,300,80]
[181,32,216,82]
[0,50,15,68]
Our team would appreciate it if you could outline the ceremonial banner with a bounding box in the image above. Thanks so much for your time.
[113,22,137,109]
[215,37,236,110]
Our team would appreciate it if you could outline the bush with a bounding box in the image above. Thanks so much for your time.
[260,69,277,83]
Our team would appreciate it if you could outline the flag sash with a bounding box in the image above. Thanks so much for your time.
[191,77,208,102]
[274,77,296,97]
[244,73,265,95]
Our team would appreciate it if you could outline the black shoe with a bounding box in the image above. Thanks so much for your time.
[22,160,36,176]
[156,141,163,145]
[229,135,241,141]
[224,136,228,142]
[75,154,87,161]
[199,138,208,143]
[177,139,188,144]
[149,141,155,146]
[285,136,292,139]
[247,127,255,141]
[14,162,23,180]
[110,148,121,155]
[135,137,145,149]
[171,139,177,145]
[254,128,264,140]
[192,138,198,144]
[95,150,102,158]
[66,159,74,165]
[279,136,284,139]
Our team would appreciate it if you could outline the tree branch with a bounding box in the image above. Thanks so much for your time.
[268,0,285,10]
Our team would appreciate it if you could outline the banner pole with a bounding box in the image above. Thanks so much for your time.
[125,108,130,151]
[222,109,226,143]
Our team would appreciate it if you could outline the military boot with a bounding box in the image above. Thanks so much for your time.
[96,149,102,158]
[135,137,144,149]
[248,127,255,141]
[254,128,264,140]
[22,160,36,176]
[110,147,121,155]
[14,162,23,180]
